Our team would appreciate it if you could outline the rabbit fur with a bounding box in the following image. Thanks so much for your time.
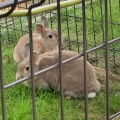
[13,16,59,63]
[16,43,101,98]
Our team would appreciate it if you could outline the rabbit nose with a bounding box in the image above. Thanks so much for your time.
[16,76,22,81]
[16,76,19,81]
[16,74,21,81]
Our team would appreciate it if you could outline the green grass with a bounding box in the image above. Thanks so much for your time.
[1,57,120,120]
[0,0,120,119]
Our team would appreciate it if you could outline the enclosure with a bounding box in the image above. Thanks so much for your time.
[0,0,120,120]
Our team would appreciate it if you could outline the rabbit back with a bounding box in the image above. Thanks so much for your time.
[37,50,100,97]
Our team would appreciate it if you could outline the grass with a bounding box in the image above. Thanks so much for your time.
[0,0,120,119]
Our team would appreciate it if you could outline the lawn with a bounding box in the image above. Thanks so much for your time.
[0,0,120,120]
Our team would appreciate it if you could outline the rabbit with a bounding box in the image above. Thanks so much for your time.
[16,43,101,98]
[13,16,59,63]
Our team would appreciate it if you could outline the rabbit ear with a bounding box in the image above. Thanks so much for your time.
[32,52,38,63]
[36,23,45,37]
[23,42,30,58]
[23,43,38,63]
[41,16,48,28]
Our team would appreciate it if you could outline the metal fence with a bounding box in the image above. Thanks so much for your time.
[0,0,120,120]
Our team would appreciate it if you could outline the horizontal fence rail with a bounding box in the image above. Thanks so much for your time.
[110,111,120,120]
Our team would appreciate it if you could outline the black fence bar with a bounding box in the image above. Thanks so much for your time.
[0,0,30,10]
[3,36,120,90]
[28,9,37,120]
[57,0,64,120]
[0,25,6,120]
[28,0,46,119]
[82,0,88,120]
[0,0,18,17]
[104,0,110,120]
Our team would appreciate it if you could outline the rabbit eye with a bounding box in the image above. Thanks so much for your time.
[26,67,29,71]
[48,35,53,38]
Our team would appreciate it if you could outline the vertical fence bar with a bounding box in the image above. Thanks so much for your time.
[119,0,120,12]
[28,9,37,120]
[65,8,71,50]
[48,0,53,29]
[104,0,109,120]
[0,0,18,119]
[109,0,116,73]
[100,0,105,43]
[28,1,45,119]
[0,26,6,120]
[90,0,98,65]
[74,5,79,52]
[82,0,88,120]
[57,0,64,120]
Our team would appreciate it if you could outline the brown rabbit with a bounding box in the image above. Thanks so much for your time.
[16,43,100,98]
[13,16,59,63]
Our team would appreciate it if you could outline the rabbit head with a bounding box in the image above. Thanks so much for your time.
[16,43,39,82]
[36,16,59,49]
[13,16,60,63]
